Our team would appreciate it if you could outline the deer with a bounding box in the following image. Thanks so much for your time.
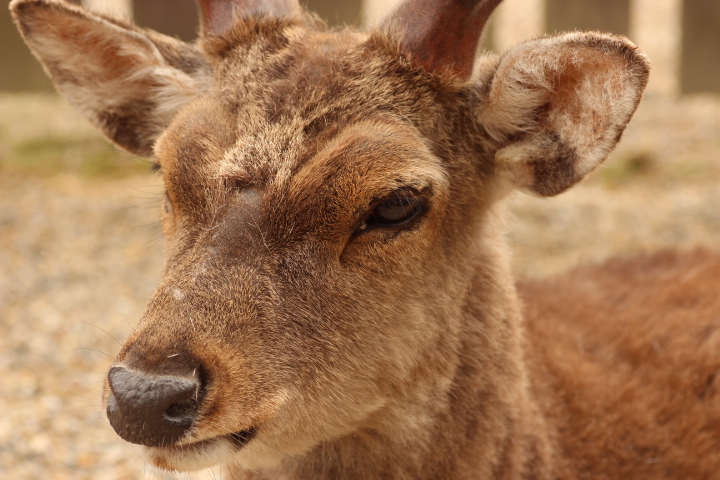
[11,0,720,478]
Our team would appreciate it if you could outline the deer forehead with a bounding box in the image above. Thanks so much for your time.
[156,100,449,231]
[154,31,460,231]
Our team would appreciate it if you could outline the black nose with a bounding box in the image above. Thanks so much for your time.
[106,365,201,447]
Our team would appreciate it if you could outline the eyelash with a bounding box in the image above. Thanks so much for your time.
[355,190,427,235]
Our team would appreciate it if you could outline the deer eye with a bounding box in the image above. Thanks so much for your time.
[356,190,426,234]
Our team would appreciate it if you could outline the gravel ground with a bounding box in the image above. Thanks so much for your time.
[0,175,169,480]
[0,93,718,479]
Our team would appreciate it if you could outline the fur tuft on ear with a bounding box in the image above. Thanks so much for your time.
[478,32,649,196]
[10,0,211,156]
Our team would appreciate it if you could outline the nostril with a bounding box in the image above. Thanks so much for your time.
[164,398,198,421]
[106,365,202,447]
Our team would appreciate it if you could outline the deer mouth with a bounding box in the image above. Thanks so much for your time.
[148,428,257,471]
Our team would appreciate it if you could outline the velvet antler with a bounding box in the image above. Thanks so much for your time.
[384,0,503,80]
[197,0,300,36]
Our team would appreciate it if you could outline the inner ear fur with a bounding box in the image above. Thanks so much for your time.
[478,32,650,197]
[10,0,211,156]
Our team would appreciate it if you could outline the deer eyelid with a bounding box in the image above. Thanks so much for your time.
[353,187,430,238]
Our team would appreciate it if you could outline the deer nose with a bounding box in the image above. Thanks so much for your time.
[106,365,201,447]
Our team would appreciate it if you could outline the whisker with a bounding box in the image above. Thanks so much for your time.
[79,320,123,346]
[255,437,299,461]
[74,347,114,360]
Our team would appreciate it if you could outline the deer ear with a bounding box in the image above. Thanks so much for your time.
[11,0,211,156]
[479,33,650,196]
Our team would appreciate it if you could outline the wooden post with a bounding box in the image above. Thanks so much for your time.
[363,0,404,26]
[493,0,544,51]
[0,0,53,90]
[304,0,363,26]
[83,0,133,19]
[631,0,681,97]
[546,0,630,35]
[680,0,720,94]
[133,0,198,41]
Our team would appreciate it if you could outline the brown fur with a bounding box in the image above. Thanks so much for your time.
[520,249,720,480]
[10,0,718,479]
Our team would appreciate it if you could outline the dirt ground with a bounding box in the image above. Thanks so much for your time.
[0,92,718,479]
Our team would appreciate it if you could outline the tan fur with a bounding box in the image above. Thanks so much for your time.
[11,0,718,479]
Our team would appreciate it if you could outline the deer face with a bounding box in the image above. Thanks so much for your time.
[133,32,487,470]
[12,0,648,473]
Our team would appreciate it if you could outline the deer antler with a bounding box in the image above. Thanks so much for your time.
[384,0,503,80]
[198,0,300,37]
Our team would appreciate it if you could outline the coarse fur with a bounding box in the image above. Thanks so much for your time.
[10,0,719,479]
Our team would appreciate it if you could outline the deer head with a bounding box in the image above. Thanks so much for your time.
[12,0,648,476]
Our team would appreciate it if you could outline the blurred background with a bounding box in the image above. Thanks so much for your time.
[0,0,718,479]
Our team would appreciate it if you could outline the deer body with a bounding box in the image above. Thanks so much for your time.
[521,250,720,480]
[11,0,719,478]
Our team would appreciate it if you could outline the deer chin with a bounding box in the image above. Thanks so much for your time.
[147,429,256,472]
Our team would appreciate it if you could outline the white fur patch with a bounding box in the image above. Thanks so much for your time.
[147,437,238,472]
